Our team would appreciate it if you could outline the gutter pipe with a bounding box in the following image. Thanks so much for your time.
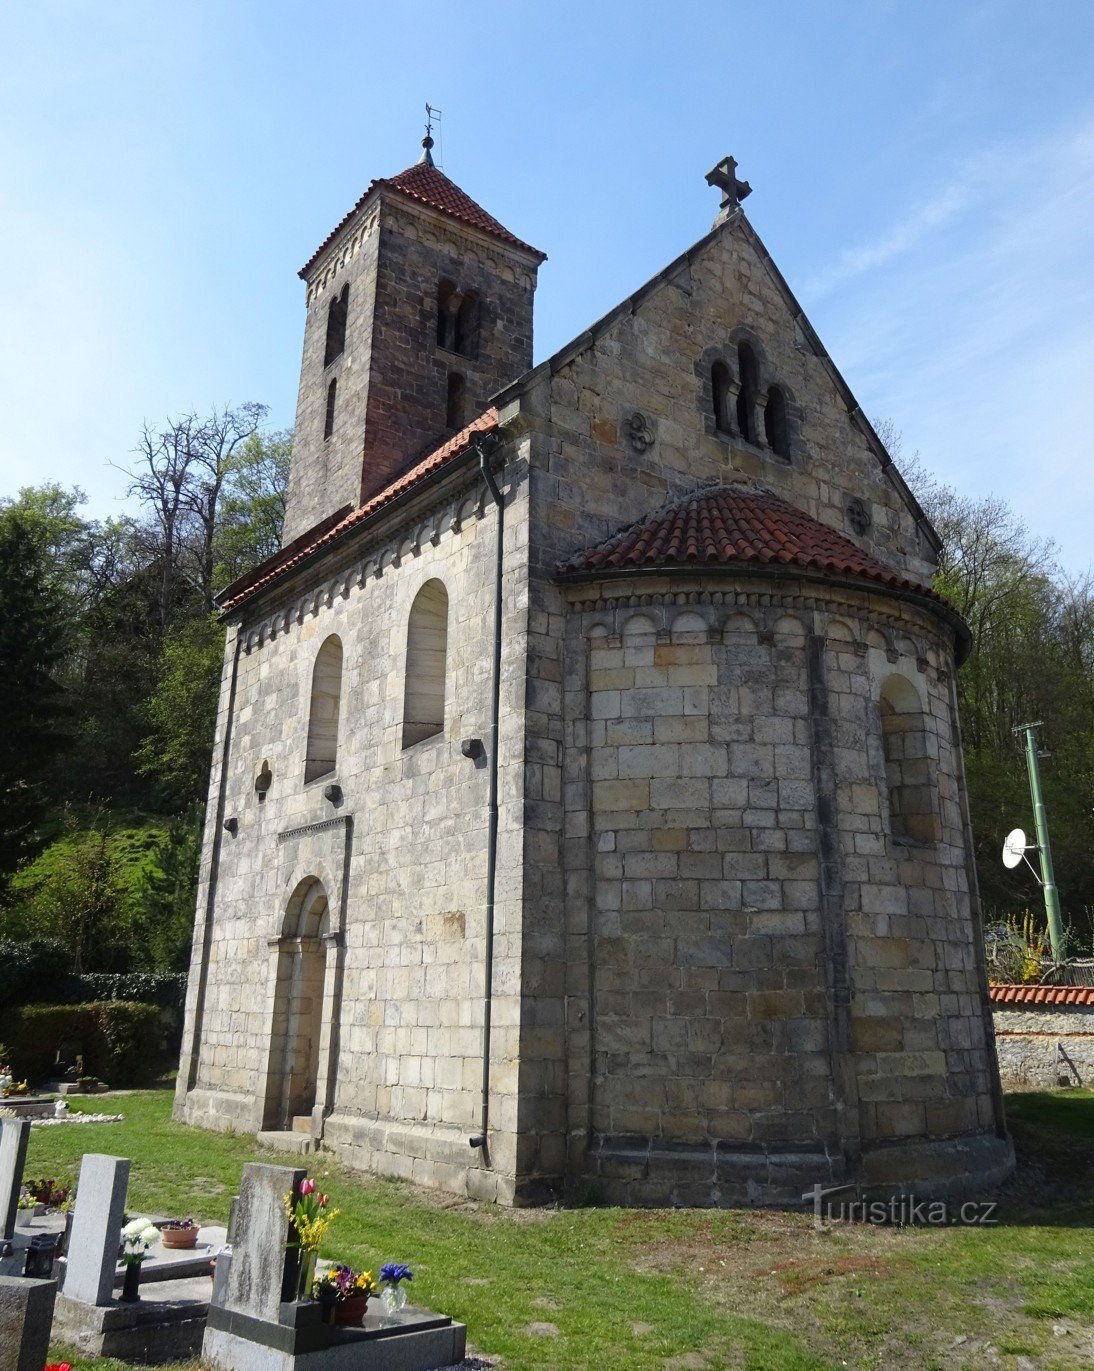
[469,434,503,1159]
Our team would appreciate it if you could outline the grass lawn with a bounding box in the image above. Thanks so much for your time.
[29,1089,1094,1371]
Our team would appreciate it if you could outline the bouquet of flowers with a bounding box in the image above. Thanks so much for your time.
[284,1177,340,1300]
[0,1063,27,1097]
[313,1262,379,1305]
[121,1216,159,1265]
[23,1176,72,1208]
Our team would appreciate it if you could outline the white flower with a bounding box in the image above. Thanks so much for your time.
[122,1217,149,1239]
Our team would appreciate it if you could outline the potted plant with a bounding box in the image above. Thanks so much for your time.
[161,1217,201,1250]
[313,1263,378,1325]
[23,1177,72,1214]
[119,1216,159,1301]
[0,1063,28,1098]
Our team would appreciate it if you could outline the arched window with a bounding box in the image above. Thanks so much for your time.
[736,341,758,443]
[879,675,939,843]
[711,360,733,434]
[765,385,790,458]
[437,279,459,350]
[455,292,480,358]
[323,285,348,367]
[304,636,343,783]
[402,580,448,748]
[323,378,337,440]
[446,371,466,431]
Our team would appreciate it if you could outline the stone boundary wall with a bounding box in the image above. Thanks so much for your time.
[992,1003,1094,1090]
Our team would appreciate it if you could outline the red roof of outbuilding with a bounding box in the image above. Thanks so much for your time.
[300,161,545,277]
[558,485,941,601]
[218,409,500,613]
[989,984,1094,1007]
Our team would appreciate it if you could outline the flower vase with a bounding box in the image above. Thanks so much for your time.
[296,1249,317,1302]
[381,1283,408,1322]
[120,1261,142,1303]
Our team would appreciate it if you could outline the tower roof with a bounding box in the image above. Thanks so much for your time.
[299,160,546,278]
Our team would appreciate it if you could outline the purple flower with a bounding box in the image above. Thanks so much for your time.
[380,1263,413,1285]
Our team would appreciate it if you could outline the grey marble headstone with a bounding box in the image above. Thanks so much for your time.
[63,1154,130,1306]
[0,1276,57,1371]
[0,1121,30,1242]
[222,1162,305,1323]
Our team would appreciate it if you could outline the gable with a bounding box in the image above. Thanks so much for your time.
[499,208,937,585]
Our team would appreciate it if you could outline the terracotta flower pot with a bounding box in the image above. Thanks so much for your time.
[333,1293,368,1326]
[161,1226,199,1250]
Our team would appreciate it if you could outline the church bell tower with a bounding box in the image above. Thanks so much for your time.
[282,134,546,544]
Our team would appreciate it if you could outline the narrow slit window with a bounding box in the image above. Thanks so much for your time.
[712,360,733,434]
[736,342,758,444]
[324,285,349,367]
[323,378,337,440]
[446,371,466,430]
[765,385,790,458]
[305,636,343,783]
[402,580,448,748]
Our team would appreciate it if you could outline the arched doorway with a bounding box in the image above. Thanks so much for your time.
[263,878,330,1131]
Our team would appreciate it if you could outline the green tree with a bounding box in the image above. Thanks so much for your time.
[136,615,224,806]
[0,510,70,876]
[213,428,291,589]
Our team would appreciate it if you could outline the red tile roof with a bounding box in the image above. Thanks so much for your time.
[218,408,499,613]
[558,485,941,601]
[989,983,1094,1007]
[300,162,545,277]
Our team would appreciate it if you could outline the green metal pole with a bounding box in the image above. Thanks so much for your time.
[1017,722,1066,961]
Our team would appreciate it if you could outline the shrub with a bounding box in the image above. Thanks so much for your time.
[0,1001,162,1087]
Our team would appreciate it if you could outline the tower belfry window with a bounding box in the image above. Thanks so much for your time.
[324,285,349,367]
[437,279,459,351]
[437,280,480,359]
[324,378,337,440]
[455,292,480,358]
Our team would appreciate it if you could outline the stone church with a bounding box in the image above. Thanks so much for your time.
[174,138,1014,1205]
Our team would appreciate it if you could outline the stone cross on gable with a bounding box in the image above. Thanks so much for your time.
[706,155,752,210]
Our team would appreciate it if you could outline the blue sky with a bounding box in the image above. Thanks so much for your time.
[2,0,1092,570]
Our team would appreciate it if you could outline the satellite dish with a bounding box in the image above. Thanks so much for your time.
[1003,828,1028,869]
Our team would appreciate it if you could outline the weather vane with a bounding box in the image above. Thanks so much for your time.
[420,102,442,165]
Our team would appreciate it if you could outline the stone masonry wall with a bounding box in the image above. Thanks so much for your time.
[992,1006,1094,1090]
[176,455,534,1203]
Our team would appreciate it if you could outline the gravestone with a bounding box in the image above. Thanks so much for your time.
[0,1275,57,1371]
[0,1120,30,1242]
[205,1162,467,1371]
[62,1153,130,1305]
[223,1161,306,1322]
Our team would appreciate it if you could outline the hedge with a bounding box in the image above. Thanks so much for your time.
[1,1001,162,1087]
[0,940,186,1011]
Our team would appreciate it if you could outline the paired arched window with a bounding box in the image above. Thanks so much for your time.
[446,371,466,431]
[436,280,480,359]
[765,385,790,459]
[304,636,343,783]
[323,378,337,441]
[323,285,348,367]
[736,341,759,444]
[879,675,939,843]
[402,580,449,748]
[711,360,733,434]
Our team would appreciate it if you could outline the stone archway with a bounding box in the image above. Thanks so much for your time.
[263,877,331,1131]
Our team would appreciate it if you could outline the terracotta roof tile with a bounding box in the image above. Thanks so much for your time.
[219,409,499,613]
[988,983,1094,1007]
[300,162,545,277]
[558,485,941,601]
